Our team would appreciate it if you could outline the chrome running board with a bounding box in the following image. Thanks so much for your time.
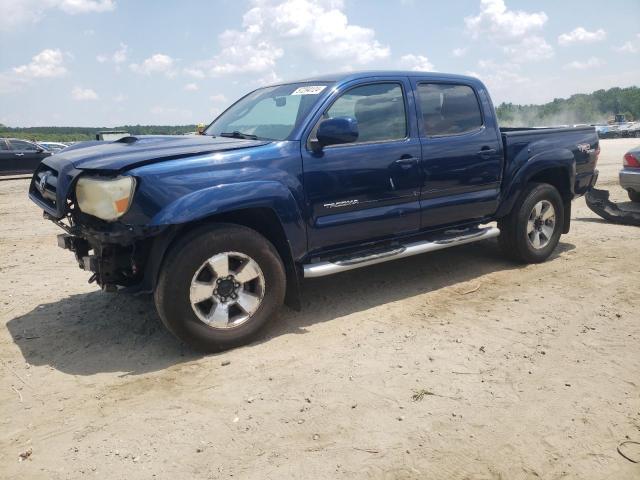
[303,226,500,278]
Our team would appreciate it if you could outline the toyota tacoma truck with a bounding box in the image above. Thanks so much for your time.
[29,71,599,351]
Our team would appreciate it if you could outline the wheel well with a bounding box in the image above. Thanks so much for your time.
[529,168,571,200]
[204,208,291,262]
[165,207,302,309]
[528,168,572,234]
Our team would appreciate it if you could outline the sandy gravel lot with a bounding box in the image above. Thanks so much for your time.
[1,138,639,479]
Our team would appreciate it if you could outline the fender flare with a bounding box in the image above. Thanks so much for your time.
[149,180,307,258]
[496,148,576,219]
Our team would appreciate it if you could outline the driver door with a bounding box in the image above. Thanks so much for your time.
[302,80,422,253]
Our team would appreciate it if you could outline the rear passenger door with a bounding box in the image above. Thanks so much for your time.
[411,81,502,229]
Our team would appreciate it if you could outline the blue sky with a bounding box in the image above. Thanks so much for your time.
[1,0,639,127]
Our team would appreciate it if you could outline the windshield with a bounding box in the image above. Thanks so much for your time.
[205,82,333,141]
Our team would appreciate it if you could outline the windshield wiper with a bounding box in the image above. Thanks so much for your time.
[219,131,259,140]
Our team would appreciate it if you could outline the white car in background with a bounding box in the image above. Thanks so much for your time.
[619,122,640,138]
[38,141,69,153]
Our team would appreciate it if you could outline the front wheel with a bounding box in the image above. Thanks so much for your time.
[154,223,286,352]
[628,190,640,203]
[498,183,564,263]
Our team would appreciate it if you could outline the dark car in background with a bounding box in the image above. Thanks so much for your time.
[0,138,51,175]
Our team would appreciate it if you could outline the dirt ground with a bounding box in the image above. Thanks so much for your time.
[1,138,639,479]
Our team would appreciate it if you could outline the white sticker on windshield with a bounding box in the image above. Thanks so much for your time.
[291,85,327,95]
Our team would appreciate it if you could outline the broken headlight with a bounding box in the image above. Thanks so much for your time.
[75,176,136,221]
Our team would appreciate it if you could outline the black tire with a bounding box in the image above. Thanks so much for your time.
[628,190,640,203]
[498,183,564,263]
[154,223,286,352]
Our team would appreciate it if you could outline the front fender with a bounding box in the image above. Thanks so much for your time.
[149,180,307,259]
[496,148,575,218]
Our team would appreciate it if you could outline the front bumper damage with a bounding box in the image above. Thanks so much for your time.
[51,212,167,292]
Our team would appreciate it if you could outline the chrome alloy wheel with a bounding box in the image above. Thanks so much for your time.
[527,200,556,249]
[189,252,265,328]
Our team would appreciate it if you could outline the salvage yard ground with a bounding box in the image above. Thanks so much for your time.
[1,139,639,479]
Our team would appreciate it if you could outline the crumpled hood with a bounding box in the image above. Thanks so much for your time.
[54,135,270,171]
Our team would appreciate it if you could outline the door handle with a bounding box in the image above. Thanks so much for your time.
[394,156,417,169]
[15,153,24,156]
[477,148,497,158]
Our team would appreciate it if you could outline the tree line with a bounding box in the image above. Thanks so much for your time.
[0,124,198,142]
[1,86,639,140]
[496,86,640,127]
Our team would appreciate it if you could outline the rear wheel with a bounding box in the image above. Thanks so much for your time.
[498,183,564,263]
[154,223,286,352]
[628,190,640,203]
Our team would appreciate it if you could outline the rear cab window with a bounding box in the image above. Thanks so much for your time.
[417,83,483,137]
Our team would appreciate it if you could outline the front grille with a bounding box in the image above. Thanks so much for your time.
[30,165,59,213]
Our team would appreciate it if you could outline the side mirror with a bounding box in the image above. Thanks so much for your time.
[313,116,359,152]
[36,147,45,153]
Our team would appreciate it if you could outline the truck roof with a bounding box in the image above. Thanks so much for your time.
[273,70,481,86]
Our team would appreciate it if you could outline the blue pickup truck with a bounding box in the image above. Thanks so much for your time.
[29,71,599,351]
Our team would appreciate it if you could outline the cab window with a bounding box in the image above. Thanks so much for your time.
[321,83,407,144]
[417,83,483,137]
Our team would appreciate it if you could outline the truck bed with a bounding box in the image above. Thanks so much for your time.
[499,125,599,199]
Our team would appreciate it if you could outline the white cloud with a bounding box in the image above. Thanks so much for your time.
[564,57,605,70]
[256,71,283,86]
[13,49,67,78]
[184,83,198,91]
[0,48,66,94]
[503,36,554,62]
[71,86,98,100]
[209,94,228,103]
[211,31,283,75]
[112,43,128,63]
[130,53,174,75]
[452,47,467,57]
[400,54,434,72]
[465,1,552,64]
[614,33,640,54]
[97,42,128,64]
[465,0,547,40]
[467,60,530,103]
[57,0,114,14]
[193,0,389,79]
[0,0,115,32]
[184,67,206,78]
[558,27,606,46]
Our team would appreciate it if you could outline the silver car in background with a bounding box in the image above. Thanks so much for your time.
[621,146,640,202]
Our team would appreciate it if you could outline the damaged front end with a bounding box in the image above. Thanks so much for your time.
[30,162,165,292]
[52,218,163,292]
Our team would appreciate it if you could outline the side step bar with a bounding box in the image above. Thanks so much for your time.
[303,226,500,278]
